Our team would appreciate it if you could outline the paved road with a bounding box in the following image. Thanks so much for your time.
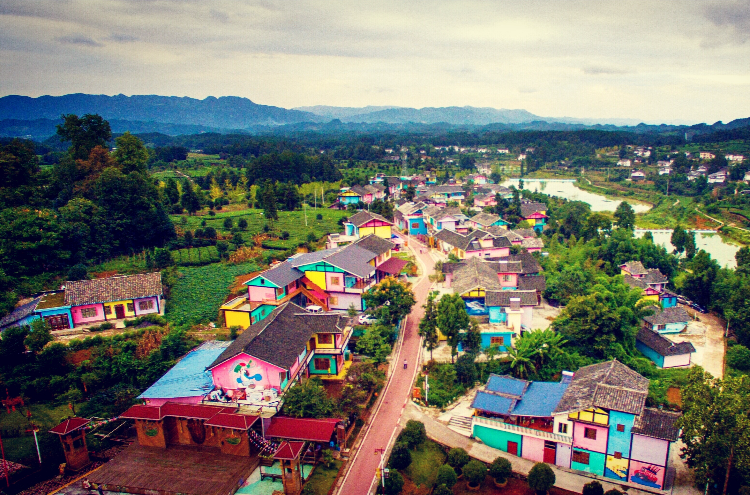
[338,235,435,495]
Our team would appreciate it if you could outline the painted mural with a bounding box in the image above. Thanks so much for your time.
[629,460,665,489]
[605,455,629,481]
[233,360,264,388]
[465,299,488,316]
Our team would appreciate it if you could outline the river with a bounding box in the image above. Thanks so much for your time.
[635,229,740,269]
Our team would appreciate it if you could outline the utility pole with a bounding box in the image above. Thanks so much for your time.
[375,447,387,489]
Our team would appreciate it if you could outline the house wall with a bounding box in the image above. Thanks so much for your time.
[211,352,288,393]
[497,274,518,288]
[37,308,73,329]
[216,428,251,457]
[224,310,252,329]
[163,417,222,448]
[661,321,688,334]
[304,271,328,291]
[71,303,106,325]
[553,414,573,438]
[103,299,137,319]
[309,354,338,376]
[522,307,533,328]
[607,410,636,457]
[571,448,606,475]
[572,422,608,453]
[135,419,167,448]
[328,292,362,311]
[408,217,427,235]
[521,435,545,463]
[473,425,523,456]
[636,341,665,367]
[661,297,678,309]
[488,307,505,324]
[663,353,692,368]
[326,272,345,292]
[251,305,274,324]
[629,459,667,489]
[605,454,630,481]
[134,296,160,316]
[556,443,571,468]
[631,434,669,467]
[465,247,510,259]
[248,286,277,302]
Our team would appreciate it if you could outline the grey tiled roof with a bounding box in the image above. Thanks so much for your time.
[470,212,502,227]
[347,210,391,227]
[522,238,545,248]
[518,275,547,292]
[0,297,41,328]
[637,328,695,356]
[288,248,340,267]
[553,360,649,415]
[622,261,648,276]
[623,275,649,290]
[452,257,503,295]
[208,302,346,370]
[64,272,162,306]
[432,185,464,194]
[326,244,377,278]
[643,307,690,326]
[485,290,539,307]
[485,253,542,274]
[643,269,668,285]
[487,260,523,274]
[256,261,304,288]
[513,229,538,239]
[520,203,547,218]
[352,234,395,257]
[632,408,681,441]
[424,206,463,221]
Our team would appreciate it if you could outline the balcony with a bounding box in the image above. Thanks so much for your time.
[472,416,571,444]
[343,278,374,293]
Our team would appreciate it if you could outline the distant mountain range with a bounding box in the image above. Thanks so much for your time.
[0,93,749,140]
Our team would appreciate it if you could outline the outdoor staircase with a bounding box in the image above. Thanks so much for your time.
[447,416,473,437]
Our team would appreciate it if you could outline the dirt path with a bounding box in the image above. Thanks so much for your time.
[670,307,726,378]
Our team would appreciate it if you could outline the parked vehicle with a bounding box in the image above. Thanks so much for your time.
[358,314,377,325]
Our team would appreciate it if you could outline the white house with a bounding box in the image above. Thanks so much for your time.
[708,169,728,184]
[631,170,646,181]
[727,154,745,162]
[518,154,527,161]
[617,159,632,167]
[700,152,715,160]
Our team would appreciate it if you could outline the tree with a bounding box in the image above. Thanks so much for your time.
[437,293,470,362]
[436,465,458,488]
[582,481,604,495]
[454,353,478,385]
[382,469,404,495]
[388,443,412,470]
[113,132,149,174]
[356,325,392,364]
[527,462,556,495]
[238,218,248,230]
[56,114,112,160]
[507,346,534,379]
[261,180,278,220]
[737,246,750,267]
[462,317,482,356]
[363,277,416,326]
[153,248,174,269]
[489,457,512,484]
[24,319,52,353]
[726,345,750,371]
[613,201,635,230]
[223,218,234,230]
[447,447,470,470]
[181,182,201,215]
[405,185,416,201]
[677,367,750,495]
[463,459,487,488]
[683,250,719,308]
[282,378,335,418]
[671,225,688,255]
[0,326,29,371]
[684,230,697,260]
[338,384,367,416]
[66,263,88,281]
[397,420,426,450]
[433,485,452,495]
[419,292,439,362]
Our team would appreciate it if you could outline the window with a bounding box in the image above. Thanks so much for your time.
[412,223,420,229]
[490,336,505,345]
[314,358,330,371]
[72,437,84,449]
[127,303,135,313]
[617,424,625,432]
[330,276,341,286]
[279,371,287,385]
[260,279,265,284]
[614,452,622,459]
[584,428,597,440]
[251,316,256,324]
[503,274,511,282]
[572,450,590,465]
[81,307,97,319]
[656,324,666,331]
[276,287,284,296]
[138,300,154,311]
[104,306,112,316]
[329,296,338,305]
[317,334,333,344]
[558,423,568,434]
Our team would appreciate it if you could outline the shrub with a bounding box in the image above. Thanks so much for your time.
[583,481,604,495]
[489,456,512,483]
[727,344,750,371]
[307,231,317,243]
[238,218,248,230]
[447,447,470,469]
[463,459,487,487]
[604,490,623,495]
[527,462,555,495]
[209,210,216,216]
[229,326,242,340]
[281,231,290,240]
[66,264,88,281]
[123,314,167,327]
[383,469,404,495]
[316,213,323,220]
[223,218,233,230]
[388,443,412,470]
[433,485,452,495]
[88,322,114,332]
[397,420,426,450]
[435,465,457,489]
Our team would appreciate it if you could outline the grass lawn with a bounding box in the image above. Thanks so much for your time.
[172,208,348,250]
[303,459,342,495]
[89,254,148,276]
[404,439,446,489]
[165,261,260,326]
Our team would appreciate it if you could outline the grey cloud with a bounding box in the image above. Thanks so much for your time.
[56,35,103,47]
[582,66,629,75]
[209,9,229,23]
[704,0,750,42]
[107,33,138,43]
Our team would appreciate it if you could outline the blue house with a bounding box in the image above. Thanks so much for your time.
[486,290,538,328]
[659,290,678,309]
[642,307,690,334]
[395,202,428,236]
[34,291,74,331]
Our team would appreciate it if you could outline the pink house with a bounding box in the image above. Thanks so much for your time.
[71,303,106,325]
[474,194,497,208]
[573,422,609,453]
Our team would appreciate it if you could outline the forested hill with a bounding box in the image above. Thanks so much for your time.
[0,94,319,128]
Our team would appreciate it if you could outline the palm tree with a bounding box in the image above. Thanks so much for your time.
[508,347,533,379]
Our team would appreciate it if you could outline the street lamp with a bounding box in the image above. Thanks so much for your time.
[375,447,386,489]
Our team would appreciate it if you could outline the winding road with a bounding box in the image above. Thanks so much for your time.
[336,235,435,495]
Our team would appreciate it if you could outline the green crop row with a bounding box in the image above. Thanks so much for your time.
[171,246,220,266]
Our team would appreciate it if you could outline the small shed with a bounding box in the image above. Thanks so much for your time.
[49,417,91,471]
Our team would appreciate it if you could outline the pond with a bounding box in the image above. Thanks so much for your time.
[635,229,740,269]
[502,179,651,213]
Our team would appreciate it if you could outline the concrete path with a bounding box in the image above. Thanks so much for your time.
[336,234,435,495]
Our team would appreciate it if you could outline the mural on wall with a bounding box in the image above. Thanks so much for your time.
[630,462,663,488]
[233,360,263,388]
[465,299,488,316]
[605,455,629,481]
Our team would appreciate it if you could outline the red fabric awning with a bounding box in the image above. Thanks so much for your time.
[376,257,409,275]
[49,417,90,435]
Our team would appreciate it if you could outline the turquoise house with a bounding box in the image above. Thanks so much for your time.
[642,307,690,334]
[659,290,678,309]
[636,328,695,368]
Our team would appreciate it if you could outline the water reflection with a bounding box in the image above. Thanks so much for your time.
[635,230,740,269]
[502,179,651,213]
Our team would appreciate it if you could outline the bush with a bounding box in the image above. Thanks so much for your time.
[238,219,248,230]
[316,213,323,220]
[455,353,478,385]
[88,322,114,332]
[281,231,290,240]
[66,264,88,281]
[582,481,604,495]
[435,465,457,489]
[489,456,512,483]
[123,314,167,327]
[727,344,750,371]
[447,447,470,469]
[463,459,487,487]
[229,326,242,340]
[528,462,555,494]
[433,485,452,495]
[383,469,404,495]
[223,218,233,230]
[388,443,412,470]
[209,210,216,216]
[397,420,426,450]
[604,490,623,495]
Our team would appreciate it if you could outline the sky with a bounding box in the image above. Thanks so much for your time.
[1,0,749,124]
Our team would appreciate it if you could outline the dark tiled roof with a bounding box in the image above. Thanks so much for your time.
[471,212,502,227]
[622,261,648,276]
[348,185,368,196]
[288,248,340,267]
[520,202,547,218]
[632,408,681,441]
[64,272,162,306]
[643,269,668,285]
[487,260,523,274]
[435,228,469,250]
[637,328,695,356]
[352,234,395,257]
[425,206,463,221]
[522,238,545,249]
[347,210,391,227]
[553,360,649,415]
[432,185,464,194]
[643,307,690,326]
[485,290,539,307]
[326,244,377,278]
[492,236,513,248]
[519,275,546,292]
[254,261,304,288]
[513,229,538,239]
[452,257,503,295]
[0,297,41,328]
[207,303,346,370]
[624,275,649,290]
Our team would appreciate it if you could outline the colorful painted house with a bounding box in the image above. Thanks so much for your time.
[485,290,538,330]
[520,203,548,233]
[659,290,679,309]
[435,229,512,259]
[473,360,681,491]
[208,303,352,402]
[429,185,465,204]
[395,202,428,235]
[337,187,363,206]
[344,211,393,239]
[636,328,695,368]
[35,291,74,330]
[623,276,661,303]
[473,194,497,208]
[469,212,509,230]
[450,257,503,301]
[0,296,43,331]
[642,307,690,334]
[423,206,464,232]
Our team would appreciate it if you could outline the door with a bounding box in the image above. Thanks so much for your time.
[543,442,556,464]
[507,441,518,456]
[44,314,70,331]
[309,337,316,351]
[115,304,125,319]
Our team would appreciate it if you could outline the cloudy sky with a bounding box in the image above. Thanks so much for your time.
[1,0,749,124]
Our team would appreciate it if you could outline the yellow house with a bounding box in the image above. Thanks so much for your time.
[344,211,393,239]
